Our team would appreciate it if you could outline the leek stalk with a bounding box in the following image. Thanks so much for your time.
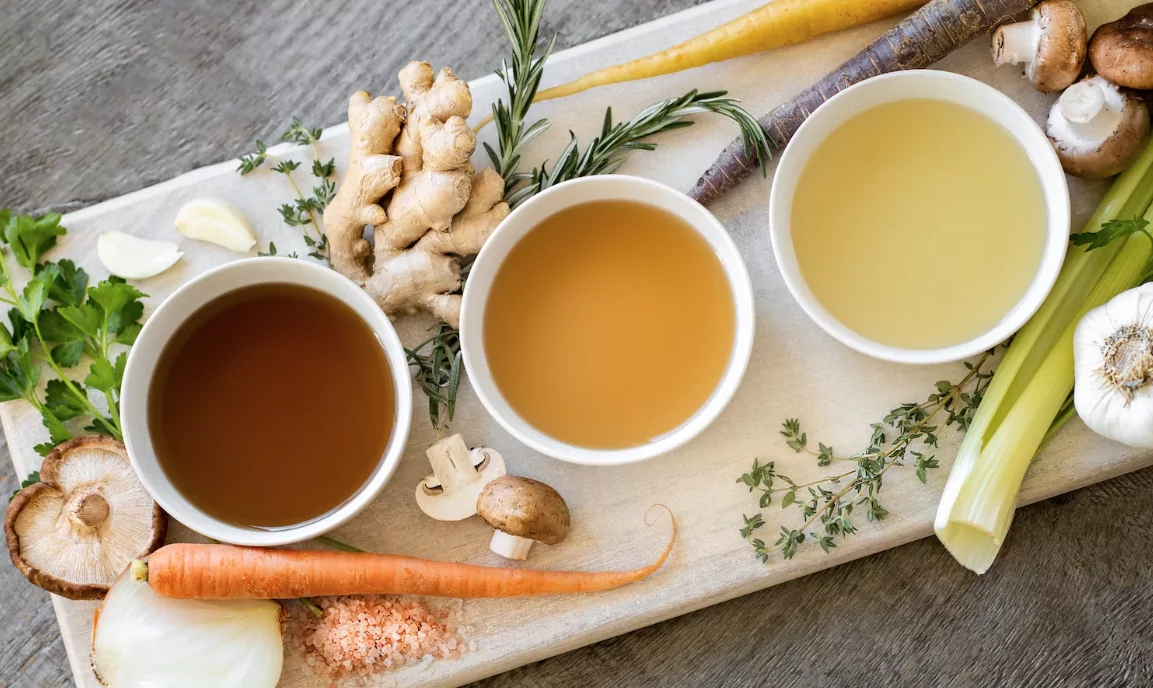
[935,140,1153,573]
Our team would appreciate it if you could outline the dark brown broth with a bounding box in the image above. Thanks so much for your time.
[149,283,395,528]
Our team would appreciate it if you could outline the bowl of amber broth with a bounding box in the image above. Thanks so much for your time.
[460,176,755,465]
[769,70,1070,364]
[121,258,412,545]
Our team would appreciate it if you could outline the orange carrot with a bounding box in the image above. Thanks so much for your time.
[144,512,675,600]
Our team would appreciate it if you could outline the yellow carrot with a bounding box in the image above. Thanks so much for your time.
[536,0,927,102]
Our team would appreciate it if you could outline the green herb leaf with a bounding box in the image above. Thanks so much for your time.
[44,259,89,308]
[2,213,65,270]
[1071,217,1153,251]
[9,470,41,502]
[45,379,86,420]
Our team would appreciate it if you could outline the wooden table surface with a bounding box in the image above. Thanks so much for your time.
[3,1,1153,686]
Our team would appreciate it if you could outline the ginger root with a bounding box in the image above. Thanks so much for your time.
[324,61,510,327]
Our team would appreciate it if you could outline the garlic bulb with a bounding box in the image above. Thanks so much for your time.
[92,566,283,687]
[1073,283,1153,447]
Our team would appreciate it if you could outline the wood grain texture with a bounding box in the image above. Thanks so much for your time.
[3,1,1153,688]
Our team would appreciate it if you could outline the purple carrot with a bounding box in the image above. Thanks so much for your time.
[688,0,1041,205]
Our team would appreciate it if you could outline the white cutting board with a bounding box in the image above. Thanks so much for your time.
[5,0,1147,686]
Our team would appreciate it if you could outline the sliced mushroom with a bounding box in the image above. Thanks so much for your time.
[1047,74,1150,179]
[5,437,167,600]
[414,434,507,521]
[991,0,1087,93]
[476,476,570,560]
[1089,4,1153,90]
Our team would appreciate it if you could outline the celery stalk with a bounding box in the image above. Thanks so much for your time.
[935,140,1153,573]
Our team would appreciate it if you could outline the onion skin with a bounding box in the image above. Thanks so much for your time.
[91,566,284,687]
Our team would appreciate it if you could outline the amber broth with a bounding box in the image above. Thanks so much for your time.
[484,200,735,449]
[791,99,1047,350]
[149,283,395,528]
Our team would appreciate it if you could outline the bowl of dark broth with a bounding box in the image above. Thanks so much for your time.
[121,258,412,545]
[460,176,755,466]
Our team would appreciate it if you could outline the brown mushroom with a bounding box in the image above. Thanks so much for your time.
[5,436,166,600]
[991,0,1087,93]
[1089,4,1153,90]
[476,476,570,560]
[1047,73,1151,179]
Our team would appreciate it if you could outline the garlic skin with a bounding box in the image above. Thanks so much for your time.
[175,199,257,252]
[92,567,283,687]
[97,231,182,280]
[1073,283,1153,448]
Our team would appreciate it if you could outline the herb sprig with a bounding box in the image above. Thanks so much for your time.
[738,351,995,563]
[0,211,144,454]
[1070,217,1153,251]
[239,119,335,262]
[404,324,463,430]
[8,470,39,502]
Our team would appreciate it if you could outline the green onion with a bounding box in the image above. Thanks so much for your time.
[935,140,1153,573]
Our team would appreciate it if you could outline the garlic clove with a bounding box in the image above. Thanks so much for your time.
[175,199,257,253]
[98,231,183,280]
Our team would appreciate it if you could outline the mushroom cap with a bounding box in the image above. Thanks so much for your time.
[1048,75,1150,179]
[5,436,167,600]
[414,436,507,521]
[1089,4,1153,90]
[1025,0,1089,92]
[476,476,570,545]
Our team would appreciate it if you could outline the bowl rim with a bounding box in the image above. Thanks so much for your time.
[120,257,413,546]
[768,69,1071,365]
[460,175,756,466]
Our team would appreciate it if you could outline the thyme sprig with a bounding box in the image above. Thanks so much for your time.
[238,119,335,263]
[738,351,995,563]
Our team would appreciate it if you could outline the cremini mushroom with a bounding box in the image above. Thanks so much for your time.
[414,434,507,521]
[991,0,1087,93]
[5,436,167,600]
[1089,3,1153,90]
[1047,73,1150,178]
[476,476,570,560]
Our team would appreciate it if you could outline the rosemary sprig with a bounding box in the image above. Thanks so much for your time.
[487,0,554,195]
[404,324,463,430]
[738,351,995,563]
[238,119,335,263]
[506,91,772,208]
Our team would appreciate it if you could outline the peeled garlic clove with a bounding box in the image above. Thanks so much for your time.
[175,199,257,252]
[98,231,183,280]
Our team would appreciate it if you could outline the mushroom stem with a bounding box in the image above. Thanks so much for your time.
[992,20,1040,66]
[68,490,110,528]
[489,530,535,560]
[1058,79,1122,141]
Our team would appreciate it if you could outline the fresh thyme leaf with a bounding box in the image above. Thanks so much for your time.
[282,117,324,147]
[238,140,268,175]
[1071,217,1153,251]
[740,351,996,563]
[274,159,301,174]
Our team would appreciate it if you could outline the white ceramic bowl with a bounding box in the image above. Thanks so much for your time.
[121,257,413,546]
[460,175,755,466]
[769,70,1070,364]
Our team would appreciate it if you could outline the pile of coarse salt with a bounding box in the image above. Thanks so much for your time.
[287,595,476,684]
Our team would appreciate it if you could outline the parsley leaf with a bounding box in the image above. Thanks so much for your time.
[2,213,65,270]
[1071,217,1153,251]
[9,470,41,502]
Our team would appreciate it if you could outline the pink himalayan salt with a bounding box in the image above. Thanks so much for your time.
[287,596,468,684]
